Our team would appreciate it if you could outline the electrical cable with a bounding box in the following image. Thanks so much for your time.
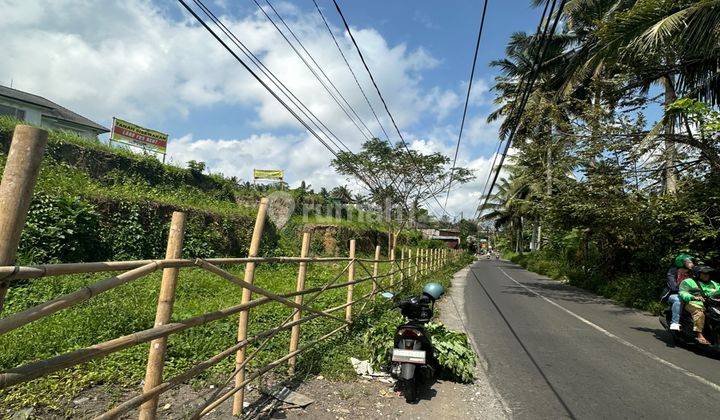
[192,0,354,156]
[312,0,391,142]
[477,0,567,216]
[443,0,490,211]
[252,0,375,142]
[331,0,453,217]
[263,0,378,140]
[178,0,383,195]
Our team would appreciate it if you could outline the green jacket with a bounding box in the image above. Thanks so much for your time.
[679,278,720,308]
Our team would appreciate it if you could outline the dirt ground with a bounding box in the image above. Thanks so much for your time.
[10,264,509,420]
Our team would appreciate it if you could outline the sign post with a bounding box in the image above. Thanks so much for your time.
[110,118,169,162]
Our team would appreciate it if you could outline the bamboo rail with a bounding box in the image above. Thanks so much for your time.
[0,210,456,418]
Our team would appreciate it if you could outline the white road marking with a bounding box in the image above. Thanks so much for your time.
[497,267,720,394]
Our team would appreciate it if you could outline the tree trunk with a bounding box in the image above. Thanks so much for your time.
[662,74,678,194]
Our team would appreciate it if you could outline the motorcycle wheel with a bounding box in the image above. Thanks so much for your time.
[404,377,417,403]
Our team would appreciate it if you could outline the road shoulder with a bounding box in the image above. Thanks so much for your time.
[437,263,511,419]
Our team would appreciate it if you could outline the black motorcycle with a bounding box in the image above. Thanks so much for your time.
[382,291,437,403]
[660,297,720,352]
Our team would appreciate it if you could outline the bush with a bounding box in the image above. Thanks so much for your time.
[18,193,108,263]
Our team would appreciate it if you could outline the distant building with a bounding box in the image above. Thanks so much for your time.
[0,85,108,139]
[421,228,461,249]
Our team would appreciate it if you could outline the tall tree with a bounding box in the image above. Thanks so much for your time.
[332,138,473,249]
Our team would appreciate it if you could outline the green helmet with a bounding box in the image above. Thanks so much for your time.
[674,253,693,268]
[423,282,444,300]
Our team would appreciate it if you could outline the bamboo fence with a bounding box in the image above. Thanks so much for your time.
[0,125,461,418]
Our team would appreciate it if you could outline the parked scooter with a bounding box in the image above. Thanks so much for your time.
[660,297,720,353]
[381,282,444,403]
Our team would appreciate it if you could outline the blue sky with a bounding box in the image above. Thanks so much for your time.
[1,0,546,218]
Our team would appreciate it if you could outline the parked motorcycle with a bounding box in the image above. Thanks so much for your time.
[660,297,720,353]
[381,282,444,403]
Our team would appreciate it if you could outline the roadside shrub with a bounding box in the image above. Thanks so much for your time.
[364,312,476,383]
[17,193,107,264]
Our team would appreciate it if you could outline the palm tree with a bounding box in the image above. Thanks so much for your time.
[480,165,545,252]
[556,0,720,192]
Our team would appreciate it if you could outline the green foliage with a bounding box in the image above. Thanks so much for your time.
[364,315,476,383]
[425,321,476,383]
[364,310,404,368]
[0,251,471,413]
[17,193,106,264]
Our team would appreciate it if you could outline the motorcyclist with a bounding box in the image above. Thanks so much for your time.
[678,266,720,345]
[665,254,694,331]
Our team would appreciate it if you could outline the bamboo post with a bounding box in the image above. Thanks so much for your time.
[0,125,48,312]
[414,248,419,282]
[399,248,405,286]
[405,248,412,283]
[425,249,432,274]
[288,232,311,374]
[233,197,269,415]
[345,240,356,323]
[371,245,380,300]
[429,249,434,272]
[389,247,396,285]
[423,248,428,275]
[418,248,425,277]
[139,212,186,420]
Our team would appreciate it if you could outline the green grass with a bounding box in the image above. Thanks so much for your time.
[33,159,255,218]
[0,252,472,414]
[296,214,387,232]
[507,250,665,314]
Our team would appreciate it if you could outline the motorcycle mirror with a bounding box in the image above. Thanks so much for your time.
[380,292,395,299]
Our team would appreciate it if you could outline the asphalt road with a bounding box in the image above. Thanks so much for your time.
[464,259,720,419]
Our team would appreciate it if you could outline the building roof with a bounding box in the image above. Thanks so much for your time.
[429,235,461,241]
[0,85,109,133]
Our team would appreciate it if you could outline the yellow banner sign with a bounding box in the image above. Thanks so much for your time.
[111,118,168,153]
[253,169,284,180]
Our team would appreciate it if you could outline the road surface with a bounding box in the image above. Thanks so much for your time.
[464,259,720,419]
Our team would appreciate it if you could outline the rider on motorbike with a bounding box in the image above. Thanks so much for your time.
[678,265,720,345]
[665,254,694,331]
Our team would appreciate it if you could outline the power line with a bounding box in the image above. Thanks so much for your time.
[262,0,379,141]
[475,0,553,217]
[252,0,376,142]
[312,0,391,142]
[331,0,453,217]
[443,0,490,211]
[192,0,353,156]
[178,0,383,195]
[473,139,505,220]
[477,0,567,216]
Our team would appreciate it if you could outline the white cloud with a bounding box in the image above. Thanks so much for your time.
[1,0,504,220]
[468,78,491,106]
[0,0,440,131]
[465,116,503,146]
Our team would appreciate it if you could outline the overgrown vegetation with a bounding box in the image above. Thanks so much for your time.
[364,312,477,383]
[482,0,720,313]
[363,252,477,384]
[0,252,472,413]
[0,117,475,414]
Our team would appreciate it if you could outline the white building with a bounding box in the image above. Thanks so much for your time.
[0,85,108,138]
